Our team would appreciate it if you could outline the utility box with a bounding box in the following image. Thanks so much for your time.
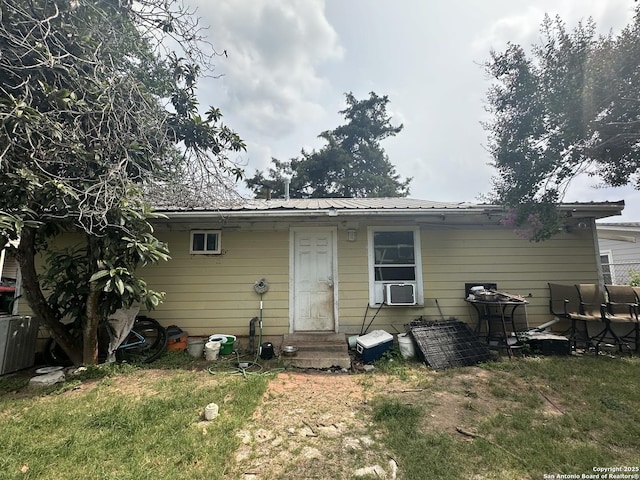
[0,316,39,375]
[356,329,394,363]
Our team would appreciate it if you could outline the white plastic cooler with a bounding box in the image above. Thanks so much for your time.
[356,330,394,363]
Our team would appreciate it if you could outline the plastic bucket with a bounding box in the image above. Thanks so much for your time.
[219,335,236,355]
[397,333,415,359]
[204,340,221,361]
[204,402,219,420]
[186,337,206,358]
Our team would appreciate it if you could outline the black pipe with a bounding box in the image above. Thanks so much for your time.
[249,316,259,354]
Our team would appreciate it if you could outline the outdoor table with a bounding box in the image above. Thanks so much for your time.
[465,297,529,357]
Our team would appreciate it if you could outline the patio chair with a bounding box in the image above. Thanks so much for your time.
[604,285,639,352]
[577,284,635,352]
[547,283,595,350]
[632,286,640,306]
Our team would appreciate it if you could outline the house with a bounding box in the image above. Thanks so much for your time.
[597,222,640,285]
[135,198,624,342]
[0,249,18,314]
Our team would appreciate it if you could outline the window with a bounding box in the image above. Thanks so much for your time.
[190,230,221,254]
[368,227,423,305]
[600,251,614,284]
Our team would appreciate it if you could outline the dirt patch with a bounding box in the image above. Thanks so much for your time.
[221,362,566,479]
[225,371,396,480]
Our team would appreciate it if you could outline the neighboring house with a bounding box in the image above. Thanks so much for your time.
[0,248,18,283]
[596,222,640,285]
[129,198,624,340]
[0,249,18,314]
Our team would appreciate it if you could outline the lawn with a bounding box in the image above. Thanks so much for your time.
[0,351,638,479]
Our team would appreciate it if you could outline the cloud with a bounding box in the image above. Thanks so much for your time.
[471,0,635,54]
[471,6,546,53]
[191,0,343,138]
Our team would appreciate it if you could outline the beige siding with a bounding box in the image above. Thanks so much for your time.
[143,230,290,336]
[334,224,598,335]
[21,220,600,339]
[141,222,599,338]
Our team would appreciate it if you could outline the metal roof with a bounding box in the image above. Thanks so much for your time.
[156,197,625,219]
[158,197,477,212]
[224,198,477,211]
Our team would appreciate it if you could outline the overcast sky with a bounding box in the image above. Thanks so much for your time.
[186,0,638,221]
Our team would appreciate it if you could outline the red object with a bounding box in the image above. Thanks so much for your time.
[166,333,187,351]
[0,286,15,293]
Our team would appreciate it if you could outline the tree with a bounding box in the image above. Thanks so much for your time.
[484,7,640,240]
[0,0,244,364]
[246,92,411,198]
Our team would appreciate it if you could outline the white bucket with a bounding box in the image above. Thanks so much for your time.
[397,333,415,359]
[186,337,206,358]
[204,340,221,361]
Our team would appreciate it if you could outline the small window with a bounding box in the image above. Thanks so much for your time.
[600,252,614,284]
[190,230,221,254]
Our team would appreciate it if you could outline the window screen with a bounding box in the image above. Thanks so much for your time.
[373,231,416,281]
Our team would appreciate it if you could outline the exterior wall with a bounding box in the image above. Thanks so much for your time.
[142,230,290,337]
[336,223,599,336]
[143,220,600,337]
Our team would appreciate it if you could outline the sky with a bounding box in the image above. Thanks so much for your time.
[185,0,639,221]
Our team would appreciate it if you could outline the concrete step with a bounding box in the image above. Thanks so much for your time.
[280,333,351,370]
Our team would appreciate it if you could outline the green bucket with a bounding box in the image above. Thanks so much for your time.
[219,335,236,355]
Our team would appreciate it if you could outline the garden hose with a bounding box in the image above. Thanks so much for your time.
[206,350,284,378]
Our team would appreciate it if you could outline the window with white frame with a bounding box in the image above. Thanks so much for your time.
[190,230,221,254]
[368,227,423,305]
[600,251,614,284]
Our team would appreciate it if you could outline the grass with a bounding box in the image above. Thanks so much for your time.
[0,359,268,480]
[2,352,639,479]
[370,354,640,480]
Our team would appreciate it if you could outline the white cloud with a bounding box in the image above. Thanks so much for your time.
[471,6,546,53]
[472,0,635,54]
[191,0,343,137]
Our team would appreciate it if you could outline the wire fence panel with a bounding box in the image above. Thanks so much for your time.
[602,262,640,285]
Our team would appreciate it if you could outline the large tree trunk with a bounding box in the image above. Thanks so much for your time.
[83,282,101,365]
[15,226,83,365]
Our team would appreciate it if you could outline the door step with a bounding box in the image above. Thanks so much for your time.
[280,333,351,370]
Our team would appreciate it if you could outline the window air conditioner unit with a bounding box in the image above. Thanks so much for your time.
[384,283,416,306]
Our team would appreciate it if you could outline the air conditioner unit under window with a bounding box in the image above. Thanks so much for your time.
[384,283,416,306]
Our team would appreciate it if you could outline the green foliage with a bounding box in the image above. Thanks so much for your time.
[0,0,244,363]
[484,8,640,240]
[246,92,411,198]
[629,270,640,287]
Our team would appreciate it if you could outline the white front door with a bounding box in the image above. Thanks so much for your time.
[291,228,337,332]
